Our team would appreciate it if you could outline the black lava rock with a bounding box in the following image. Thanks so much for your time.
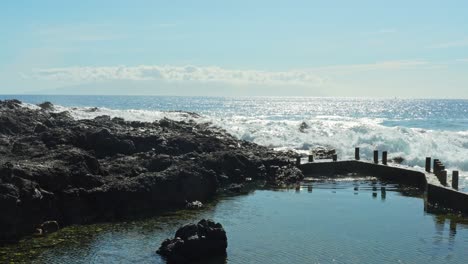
[157,219,227,263]
[0,99,303,243]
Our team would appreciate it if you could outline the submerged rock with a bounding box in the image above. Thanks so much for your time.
[157,219,227,263]
[0,99,303,243]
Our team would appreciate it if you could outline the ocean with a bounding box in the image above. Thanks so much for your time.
[2,95,467,190]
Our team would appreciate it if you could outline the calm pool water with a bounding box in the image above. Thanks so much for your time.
[2,178,468,263]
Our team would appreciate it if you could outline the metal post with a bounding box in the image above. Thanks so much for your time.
[439,165,445,175]
[436,161,443,176]
[308,155,314,162]
[425,157,431,172]
[382,151,388,165]
[440,170,447,185]
[452,171,459,189]
[355,147,360,160]
[373,150,378,164]
[433,159,439,174]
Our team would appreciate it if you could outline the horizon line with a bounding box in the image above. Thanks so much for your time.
[1,93,467,100]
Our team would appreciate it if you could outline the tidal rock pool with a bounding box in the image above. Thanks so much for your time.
[2,177,468,263]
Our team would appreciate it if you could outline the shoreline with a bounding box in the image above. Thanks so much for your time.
[0,99,303,243]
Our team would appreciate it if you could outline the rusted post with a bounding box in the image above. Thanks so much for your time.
[308,155,314,162]
[433,159,439,174]
[452,171,459,189]
[355,147,360,160]
[439,165,445,175]
[440,170,447,185]
[332,154,337,162]
[425,157,431,172]
[373,150,378,164]
[296,157,301,166]
[436,161,443,176]
[382,151,388,165]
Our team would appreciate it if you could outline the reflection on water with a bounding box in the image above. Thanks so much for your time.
[1,178,468,264]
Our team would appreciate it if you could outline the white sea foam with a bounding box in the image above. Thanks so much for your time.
[51,104,204,123]
[27,103,468,190]
[215,116,468,190]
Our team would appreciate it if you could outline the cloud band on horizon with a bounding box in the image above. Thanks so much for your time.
[27,60,432,87]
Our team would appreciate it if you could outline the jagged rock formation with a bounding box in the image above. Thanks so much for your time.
[0,100,303,243]
[157,219,227,263]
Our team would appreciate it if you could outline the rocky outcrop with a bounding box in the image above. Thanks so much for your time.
[157,219,227,263]
[0,100,303,243]
[299,121,309,133]
[310,146,336,159]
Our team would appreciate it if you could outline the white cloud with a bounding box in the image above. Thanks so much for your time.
[28,60,433,87]
[30,65,328,86]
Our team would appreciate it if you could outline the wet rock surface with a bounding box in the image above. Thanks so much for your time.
[0,100,303,243]
[157,219,227,263]
[310,146,336,159]
[185,200,203,209]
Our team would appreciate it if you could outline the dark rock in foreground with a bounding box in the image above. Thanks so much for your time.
[157,219,227,263]
[0,100,303,243]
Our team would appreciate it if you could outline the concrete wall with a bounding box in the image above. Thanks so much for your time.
[427,184,468,213]
[300,160,427,187]
[299,160,468,215]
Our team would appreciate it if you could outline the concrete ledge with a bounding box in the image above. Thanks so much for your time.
[299,159,468,214]
[300,160,427,187]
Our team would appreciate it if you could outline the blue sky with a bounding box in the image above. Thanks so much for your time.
[1,0,468,97]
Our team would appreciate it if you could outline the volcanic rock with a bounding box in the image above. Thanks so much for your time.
[0,100,303,243]
[157,219,227,263]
